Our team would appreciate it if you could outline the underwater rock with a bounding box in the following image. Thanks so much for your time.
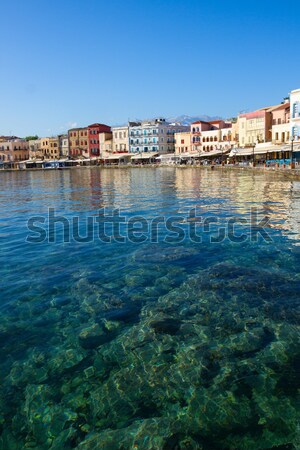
[133,244,198,263]
[78,322,116,349]
[77,417,177,450]
[1,254,300,449]
[150,318,181,335]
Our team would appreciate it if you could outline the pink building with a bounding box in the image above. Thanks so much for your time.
[191,120,233,153]
[271,102,290,144]
[0,139,29,165]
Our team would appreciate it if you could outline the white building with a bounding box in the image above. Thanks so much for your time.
[290,88,300,141]
[58,135,69,157]
[129,118,189,154]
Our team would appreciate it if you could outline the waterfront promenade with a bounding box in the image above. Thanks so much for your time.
[2,162,300,181]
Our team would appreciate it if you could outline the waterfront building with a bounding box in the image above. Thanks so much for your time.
[28,138,42,160]
[99,132,113,158]
[0,138,29,163]
[129,118,189,155]
[290,88,300,140]
[237,106,280,147]
[112,126,129,153]
[40,137,60,159]
[174,131,191,155]
[88,123,111,158]
[271,102,290,144]
[58,134,69,158]
[191,120,235,158]
[68,127,88,157]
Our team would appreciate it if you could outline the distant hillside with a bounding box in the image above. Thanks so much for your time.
[167,115,222,125]
[113,115,223,128]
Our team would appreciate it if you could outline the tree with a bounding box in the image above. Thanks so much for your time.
[24,135,39,141]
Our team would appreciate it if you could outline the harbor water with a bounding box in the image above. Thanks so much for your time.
[0,167,299,449]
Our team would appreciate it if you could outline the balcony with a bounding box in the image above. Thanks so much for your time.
[292,112,300,121]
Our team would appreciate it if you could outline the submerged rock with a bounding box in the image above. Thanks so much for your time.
[133,244,198,263]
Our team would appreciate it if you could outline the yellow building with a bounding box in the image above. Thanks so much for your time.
[174,131,191,155]
[237,105,281,147]
[40,137,60,159]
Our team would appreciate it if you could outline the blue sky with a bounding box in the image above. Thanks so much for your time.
[1,0,299,137]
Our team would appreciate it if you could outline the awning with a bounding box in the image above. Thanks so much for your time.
[229,145,285,157]
[104,153,131,161]
[156,153,179,160]
[193,148,231,158]
[131,152,158,160]
[177,153,199,158]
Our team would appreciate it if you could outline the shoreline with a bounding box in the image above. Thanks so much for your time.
[1,164,300,179]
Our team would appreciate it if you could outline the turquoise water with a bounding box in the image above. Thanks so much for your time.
[0,167,299,450]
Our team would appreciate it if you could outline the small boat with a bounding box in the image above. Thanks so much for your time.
[42,161,67,169]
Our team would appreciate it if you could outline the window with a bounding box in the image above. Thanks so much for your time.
[293,102,299,118]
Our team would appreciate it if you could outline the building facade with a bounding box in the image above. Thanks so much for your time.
[271,102,290,144]
[58,135,69,158]
[88,123,111,158]
[129,118,189,154]
[112,126,129,153]
[99,132,113,158]
[0,139,29,163]
[290,88,300,140]
[28,139,42,160]
[191,120,235,154]
[174,132,191,155]
[68,127,88,157]
[40,137,60,159]
[238,108,274,147]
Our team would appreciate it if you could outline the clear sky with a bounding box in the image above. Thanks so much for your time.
[1,0,300,137]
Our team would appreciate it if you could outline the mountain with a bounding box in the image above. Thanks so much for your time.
[166,115,222,125]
